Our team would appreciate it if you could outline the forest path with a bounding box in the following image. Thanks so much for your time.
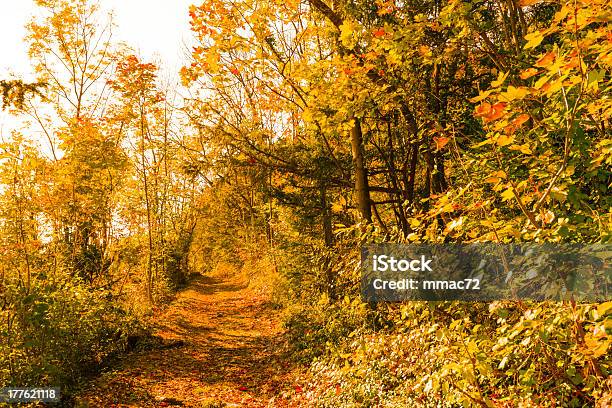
[77,274,295,407]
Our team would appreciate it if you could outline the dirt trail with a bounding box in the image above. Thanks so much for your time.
[77,274,295,407]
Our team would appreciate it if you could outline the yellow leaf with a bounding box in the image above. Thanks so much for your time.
[473,138,493,148]
[524,31,545,49]
[469,89,493,103]
[598,301,612,317]
[542,210,555,224]
[584,334,609,358]
[509,144,533,155]
[493,183,504,192]
[446,217,464,231]
[501,187,515,202]
[501,86,530,101]
[339,20,358,49]
[534,74,551,89]
[491,71,509,88]
[543,77,564,95]
[497,134,514,146]
[331,202,344,213]
[553,6,570,23]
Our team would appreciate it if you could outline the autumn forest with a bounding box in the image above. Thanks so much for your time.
[0,0,610,406]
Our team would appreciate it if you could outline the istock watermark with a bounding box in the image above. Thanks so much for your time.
[372,255,433,272]
[361,243,611,302]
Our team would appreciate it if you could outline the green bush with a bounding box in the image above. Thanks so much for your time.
[0,274,142,388]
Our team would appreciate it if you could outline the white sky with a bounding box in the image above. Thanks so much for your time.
[0,0,197,134]
[0,0,196,76]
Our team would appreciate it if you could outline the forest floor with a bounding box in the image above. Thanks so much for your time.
[76,274,302,407]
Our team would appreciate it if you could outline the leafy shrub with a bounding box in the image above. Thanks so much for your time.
[0,274,142,389]
[280,223,611,406]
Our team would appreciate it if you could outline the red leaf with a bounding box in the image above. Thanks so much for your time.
[294,385,303,393]
[239,386,248,392]
[372,28,386,38]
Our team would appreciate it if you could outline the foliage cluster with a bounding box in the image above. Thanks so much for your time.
[1,0,202,390]
[0,275,141,387]
[180,0,611,405]
[287,228,611,406]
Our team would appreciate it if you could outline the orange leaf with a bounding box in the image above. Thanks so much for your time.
[475,102,492,117]
[520,68,539,79]
[484,102,507,122]
[535,52,555,67]
[485,170,507,183]
[418,45,430,56]
[504,113,530,134]
[513,113,530,127]
[563,57,580,70]
[434,136,450,150]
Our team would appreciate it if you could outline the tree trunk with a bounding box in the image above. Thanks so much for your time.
[320,182,333,246]
[141,109,154,304]
[350,117,372,223]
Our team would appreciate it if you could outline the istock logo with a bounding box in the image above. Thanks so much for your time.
[372,255,432,272]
